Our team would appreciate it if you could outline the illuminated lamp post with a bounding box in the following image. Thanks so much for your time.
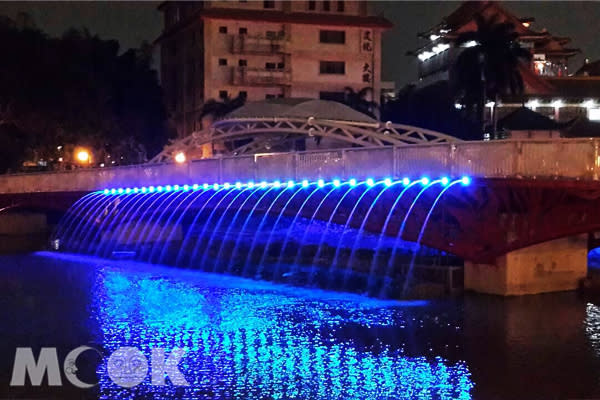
[74,148,92,167]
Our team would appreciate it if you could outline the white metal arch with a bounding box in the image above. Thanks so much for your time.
[149,117,461,164]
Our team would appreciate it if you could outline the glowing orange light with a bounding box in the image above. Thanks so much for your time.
[174,152,186,164]
[75,149,91,164]
[522,22,530,28]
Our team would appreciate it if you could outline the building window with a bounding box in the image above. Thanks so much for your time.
[239,91,248,98]
[219,26,227,34]
[239,59,247,67]
[218,58,228,66]
[277,93,284,98]
[266,94,276,99]
[239,27,247,35]
[323,0,330,11]
[337,1,344,12]
[320,30,345,44]
[265,62,277,70]
[219,90,228,99]
[320,91,345,102]
[308,0,316,10]
[319,61,345,74]
[277,62,285,69]
[264,0,275,9]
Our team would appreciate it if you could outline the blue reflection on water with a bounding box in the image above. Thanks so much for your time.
[42,252,473,399]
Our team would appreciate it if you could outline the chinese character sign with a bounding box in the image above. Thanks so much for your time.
[361,30,373,53]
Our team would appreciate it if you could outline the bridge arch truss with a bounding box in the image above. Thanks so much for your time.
[149,117,460,164]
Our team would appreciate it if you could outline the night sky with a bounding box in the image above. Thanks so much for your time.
[0,1,598,89]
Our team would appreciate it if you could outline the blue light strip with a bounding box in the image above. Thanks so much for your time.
[101,176,471,195]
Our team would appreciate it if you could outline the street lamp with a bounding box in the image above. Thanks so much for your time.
[74,148,91,166]
[174,152,186,164]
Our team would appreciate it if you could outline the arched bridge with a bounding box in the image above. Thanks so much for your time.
[2,138,600,296]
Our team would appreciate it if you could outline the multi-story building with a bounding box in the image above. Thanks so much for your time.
[407,1,600,127]
[156,1,392,137]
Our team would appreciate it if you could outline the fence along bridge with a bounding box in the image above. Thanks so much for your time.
[1,100,600,296]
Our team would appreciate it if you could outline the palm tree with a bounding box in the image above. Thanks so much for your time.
[199,92,247,124]
[342,86,380,120]
[452,13,531,138]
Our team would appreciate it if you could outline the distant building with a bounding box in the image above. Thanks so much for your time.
[408,1,600,127]
[156,1,392,137]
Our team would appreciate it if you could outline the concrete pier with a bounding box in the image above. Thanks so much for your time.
[465,234,588,296]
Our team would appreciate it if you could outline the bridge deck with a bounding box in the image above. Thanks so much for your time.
[0,139,599,194]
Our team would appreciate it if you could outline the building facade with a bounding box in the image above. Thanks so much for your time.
[156,1,391,137]
[407,1,600,128]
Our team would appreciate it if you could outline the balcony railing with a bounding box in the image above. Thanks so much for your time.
[232,67,291,86]
[231,34,288,55]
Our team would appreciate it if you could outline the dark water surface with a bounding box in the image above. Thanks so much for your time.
[1,252,600,399]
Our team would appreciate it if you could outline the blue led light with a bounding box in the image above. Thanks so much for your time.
[192,184,199,190]
[224,183,231,189]
[333,179,341,187]
[149,186,155,193]
[260,181,268,188]
[317,179,325,188]
[183,184,190,191]
[103,189,109,195]
[287,180,295,187]
[133,188,139,193]
[420,177,430,185]
[248,182,255,188]
[384,178,393,187]
[441,177,450,186]
[117,188,124,194]
[235,182,242,189]
[366,178,375,187]
[213,183,219,190]
[110,189,116,194]
[141,187,148,193]
[203,183,209,190]
[461,176,471,186]
[402,177,410,186]
[165,185,172,192]
[157,186,164,192]
[273,180,281,188]
[301,180,309,188]
[174,184,180,191]
[349,178,357,187]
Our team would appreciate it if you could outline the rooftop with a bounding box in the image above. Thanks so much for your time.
[223,98,378,124]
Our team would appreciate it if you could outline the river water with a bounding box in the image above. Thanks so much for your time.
[1,251,600,399]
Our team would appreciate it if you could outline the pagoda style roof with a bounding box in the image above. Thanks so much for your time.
[576,60,600,77]
[499,107,565,131]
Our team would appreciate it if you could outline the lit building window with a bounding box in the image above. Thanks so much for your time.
[589,108,600,121]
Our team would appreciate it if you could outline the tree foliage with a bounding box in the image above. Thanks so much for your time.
[0,16,169,172]
[452,13,531,130]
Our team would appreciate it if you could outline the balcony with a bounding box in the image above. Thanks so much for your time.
[231,34,288,55]
[233,67,291,86]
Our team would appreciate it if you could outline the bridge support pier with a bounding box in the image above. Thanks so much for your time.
[464,234,588,296]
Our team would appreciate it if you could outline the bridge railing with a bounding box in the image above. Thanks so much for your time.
[0,139,598,193]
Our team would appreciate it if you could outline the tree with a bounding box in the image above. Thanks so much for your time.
[199,92,247,123]
[342,86,379,120]
[0,16,170,172]
[452,13,531,138]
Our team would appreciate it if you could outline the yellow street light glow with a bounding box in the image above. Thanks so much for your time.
[75,149,91,164]
[175,152,186,164]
